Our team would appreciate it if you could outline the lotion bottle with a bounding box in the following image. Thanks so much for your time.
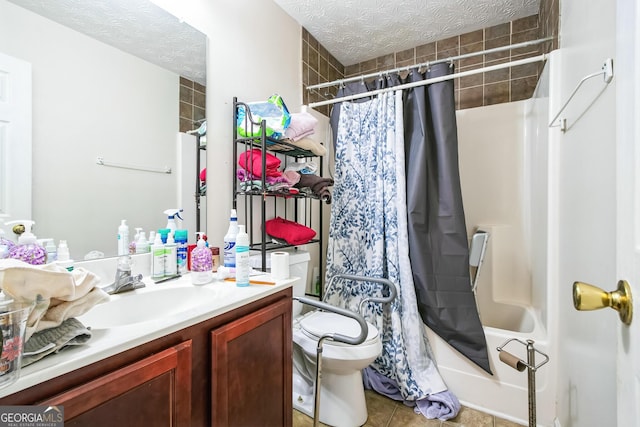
[164,232,178,277]
[234,225,250,287]
[191,232,213,285]
[117,220,129,256]
[223,209,239,268]
[151,233,165,281]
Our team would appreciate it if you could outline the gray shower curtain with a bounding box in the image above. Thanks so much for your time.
[330,63,491,374]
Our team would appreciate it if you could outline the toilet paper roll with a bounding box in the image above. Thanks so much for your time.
[499,350,527,372]
[270,252,290,281]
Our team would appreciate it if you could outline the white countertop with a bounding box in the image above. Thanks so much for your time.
[0,273,295,398]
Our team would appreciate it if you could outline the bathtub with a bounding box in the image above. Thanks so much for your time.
[431,58,557,426]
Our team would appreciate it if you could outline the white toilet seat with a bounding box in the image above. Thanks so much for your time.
[299,311,379,346]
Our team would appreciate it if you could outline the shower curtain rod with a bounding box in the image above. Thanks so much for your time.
[307,36,554,92]
[307,53,547,108]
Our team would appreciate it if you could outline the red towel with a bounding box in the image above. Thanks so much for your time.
[238,149,281,177]
[265,217,316,245]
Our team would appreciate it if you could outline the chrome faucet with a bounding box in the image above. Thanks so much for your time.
[103,255,145,295]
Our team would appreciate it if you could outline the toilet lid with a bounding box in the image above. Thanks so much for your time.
[300,311,379,344]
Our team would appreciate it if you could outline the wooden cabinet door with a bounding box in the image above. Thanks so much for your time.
[211,298,292,427]
[39,340,192,427]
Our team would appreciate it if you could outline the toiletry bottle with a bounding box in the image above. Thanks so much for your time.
[175,229,188,273]
[163,209,184,233]
[5,220,47,265]
[235,225,250,287]
[164,232,178,277]
[223,209,239,268]
[151,233,165,281]
[191,232,213,285]
[135,230,149,254]
[37,238,57,263]
[55,240,74,271]
[117,219,129,256]
[0,228,15,252]
[130,227,142,254]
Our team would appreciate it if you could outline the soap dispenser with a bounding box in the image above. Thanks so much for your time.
[5,220,46,265]
[190,232,213,285]
[135,230,150,254]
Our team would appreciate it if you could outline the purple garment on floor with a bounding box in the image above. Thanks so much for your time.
[362,367,460,421]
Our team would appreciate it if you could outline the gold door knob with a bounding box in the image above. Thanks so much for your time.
[573,280,633,325]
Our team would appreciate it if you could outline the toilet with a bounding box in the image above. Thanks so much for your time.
[287,250,383,427]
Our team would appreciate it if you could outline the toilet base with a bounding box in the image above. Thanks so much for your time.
[293,367,369,427]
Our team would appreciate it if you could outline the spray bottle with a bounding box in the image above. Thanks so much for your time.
[163,209,184,233]
[5,220,47,265]
[191,232,213,285]
[223,209,239,268]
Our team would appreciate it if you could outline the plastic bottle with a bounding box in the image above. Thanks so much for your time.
[164,232,178,277]
[130,227,141,254]
[223,209,239,268]
[151,233,165,281]
[191,232,213,285]
[0,245,8,259]
[0,228,15,252]
[117,220,129,256]
[164,209,184,233]
[55,240,74,271]
[135,230,150,254]
[174,229,188,273]
[235,225,250,287]
[38,238,57,263]
[5,220,47,265]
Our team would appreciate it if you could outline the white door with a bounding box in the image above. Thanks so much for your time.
[0,51,32,227]
[615,0,640,424]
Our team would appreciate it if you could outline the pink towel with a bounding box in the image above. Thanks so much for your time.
[284,112,318,142]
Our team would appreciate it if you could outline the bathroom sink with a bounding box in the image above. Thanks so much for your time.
[77,284,229,329]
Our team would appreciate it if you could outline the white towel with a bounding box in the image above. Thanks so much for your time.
[0,259,108,340]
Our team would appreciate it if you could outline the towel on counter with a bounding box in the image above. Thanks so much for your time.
[0,259,108,340]
[22,317,92,366]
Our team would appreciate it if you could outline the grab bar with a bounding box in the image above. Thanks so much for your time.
[548,58,614,132]
[294,297,368,346]
[323,273,398,315]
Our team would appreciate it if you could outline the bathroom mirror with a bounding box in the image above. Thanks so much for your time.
[0,0,207,259]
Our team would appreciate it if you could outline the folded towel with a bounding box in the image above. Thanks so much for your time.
[284,112,318,142]
[0,259,100,302]
[283,136,327,156]
[0,259,107,340]
[238,148,281,178]
[22,317,92,366]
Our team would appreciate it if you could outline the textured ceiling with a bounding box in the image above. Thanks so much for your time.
[7,0,206,85]
[274,0,540,66]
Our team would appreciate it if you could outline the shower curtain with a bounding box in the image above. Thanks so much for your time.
[325,63,490,416]
[324,87,459,420]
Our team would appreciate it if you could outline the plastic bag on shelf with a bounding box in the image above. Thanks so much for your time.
[237,94,291,139]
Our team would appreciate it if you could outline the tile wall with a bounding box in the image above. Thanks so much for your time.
[179,77,206,133]
[302,0,558,116]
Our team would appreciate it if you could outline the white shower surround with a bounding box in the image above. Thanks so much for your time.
[425,53,558,426]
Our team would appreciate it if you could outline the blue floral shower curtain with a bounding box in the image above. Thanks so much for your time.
[324,89,459,418]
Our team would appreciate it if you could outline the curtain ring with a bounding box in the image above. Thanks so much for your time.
[448,58,454,69]
[360,76,365,85]
[378,72,384,82]
[339,80,345,89]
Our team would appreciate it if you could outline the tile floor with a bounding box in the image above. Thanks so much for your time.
[293,390,523,427]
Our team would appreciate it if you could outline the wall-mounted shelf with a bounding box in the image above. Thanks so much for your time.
[549,58,614,132]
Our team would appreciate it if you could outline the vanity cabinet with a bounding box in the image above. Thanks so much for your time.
[41,340,192,427]
[0,288,293,427]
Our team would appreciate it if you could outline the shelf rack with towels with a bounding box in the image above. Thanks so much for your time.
[549,58,614,132]
[96,156,172,174]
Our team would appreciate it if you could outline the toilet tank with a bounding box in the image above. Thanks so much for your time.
[250,249,310,316]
